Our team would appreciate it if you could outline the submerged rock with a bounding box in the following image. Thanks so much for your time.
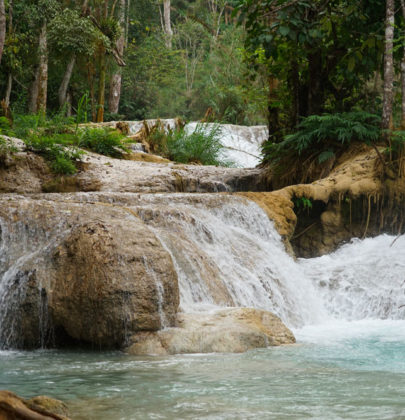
[126,308,295,355]
[0,390,69,419]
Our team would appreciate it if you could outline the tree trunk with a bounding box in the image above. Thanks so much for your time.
[289,57,300,126]
[108,0,125,115]
[0,0,5,65]
[87,61,97,121]
[307,52,323,115]
[5,73,12,106]
[58,55,76,108]
[268,76,281,142]
[163,0,173,49]
[401,0,405,129]
[36,22,48,114]
[96,46,106,122]
[382,0,395,132]
[28,67,40,113]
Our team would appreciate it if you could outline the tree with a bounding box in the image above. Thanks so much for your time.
[382,0,395,132]
[236,0,385,138]
[163,0,173,49]
[48,7,100,109]
[108,0,126,114]
[401,0,405,129]
[0,0,5,65]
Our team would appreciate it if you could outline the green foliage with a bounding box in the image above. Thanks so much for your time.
[24,134,83,175]
[75,93,90,128]
[389,131,405,154]
[0,117,14,136]
[236,0,387,132]
[48,9,101,57]
[293,197,313,211]
[264,112,381,164]
[142,122,230,166]
[50,154,79,175]
[165,124,231,166]
[78,128,128,158]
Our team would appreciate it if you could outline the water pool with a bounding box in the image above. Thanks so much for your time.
[1,320,405,420]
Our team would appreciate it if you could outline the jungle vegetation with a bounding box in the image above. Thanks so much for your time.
[0,0,404,171]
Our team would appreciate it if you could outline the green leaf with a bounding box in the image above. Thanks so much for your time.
[347,57,355,72]
[279,26,290,37]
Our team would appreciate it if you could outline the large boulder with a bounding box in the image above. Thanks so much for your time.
[0,195,179,349]
[127,308,295,355]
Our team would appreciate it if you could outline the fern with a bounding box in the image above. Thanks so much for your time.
[262,111,381,185]
[264,111,380,162]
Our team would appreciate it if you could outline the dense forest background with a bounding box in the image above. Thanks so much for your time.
[0,0,269,126]
[0,0,404,135]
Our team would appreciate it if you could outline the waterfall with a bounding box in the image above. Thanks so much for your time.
[133,193,405,326]
[1,192,404,349]
[134,194,327,326]
[0,201,71,348]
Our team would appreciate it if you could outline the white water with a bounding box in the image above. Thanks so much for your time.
[300,235,405,321]
[134,195,326,327]
[132,194,405,328]
[1,193,404,343]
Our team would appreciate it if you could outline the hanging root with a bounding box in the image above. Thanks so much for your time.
[362,194,372,239]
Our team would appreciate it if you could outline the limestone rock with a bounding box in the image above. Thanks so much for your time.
[126,308,295,355]
[0,391,69,420]
[0,195,179,349]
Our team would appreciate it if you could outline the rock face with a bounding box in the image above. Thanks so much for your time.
[0,148,266,194]
[0,195,179,349]
[127,308,295,355]
[0,391,69,420]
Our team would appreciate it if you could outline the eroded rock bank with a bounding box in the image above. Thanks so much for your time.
[245,145,405,257]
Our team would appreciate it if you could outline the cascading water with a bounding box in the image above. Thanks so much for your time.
[133,194,327,327]
[0,200,72,349]
[299,234,405,321]
[129,193,405,327]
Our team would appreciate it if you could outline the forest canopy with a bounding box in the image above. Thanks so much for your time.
[0,0,404,139]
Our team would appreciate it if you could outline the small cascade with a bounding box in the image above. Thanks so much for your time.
[134,194,326,327]
[0,201,70,349]
[142,256,168,328]
[299,235,405,321]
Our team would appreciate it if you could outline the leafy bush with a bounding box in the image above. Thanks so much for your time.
[78,127,128,158]
[50,155,78,175]
[165,124,230,166]
[0,117,13,136]
[13,113,75,139]
[25,135,83,175]
[264,112,381,163]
